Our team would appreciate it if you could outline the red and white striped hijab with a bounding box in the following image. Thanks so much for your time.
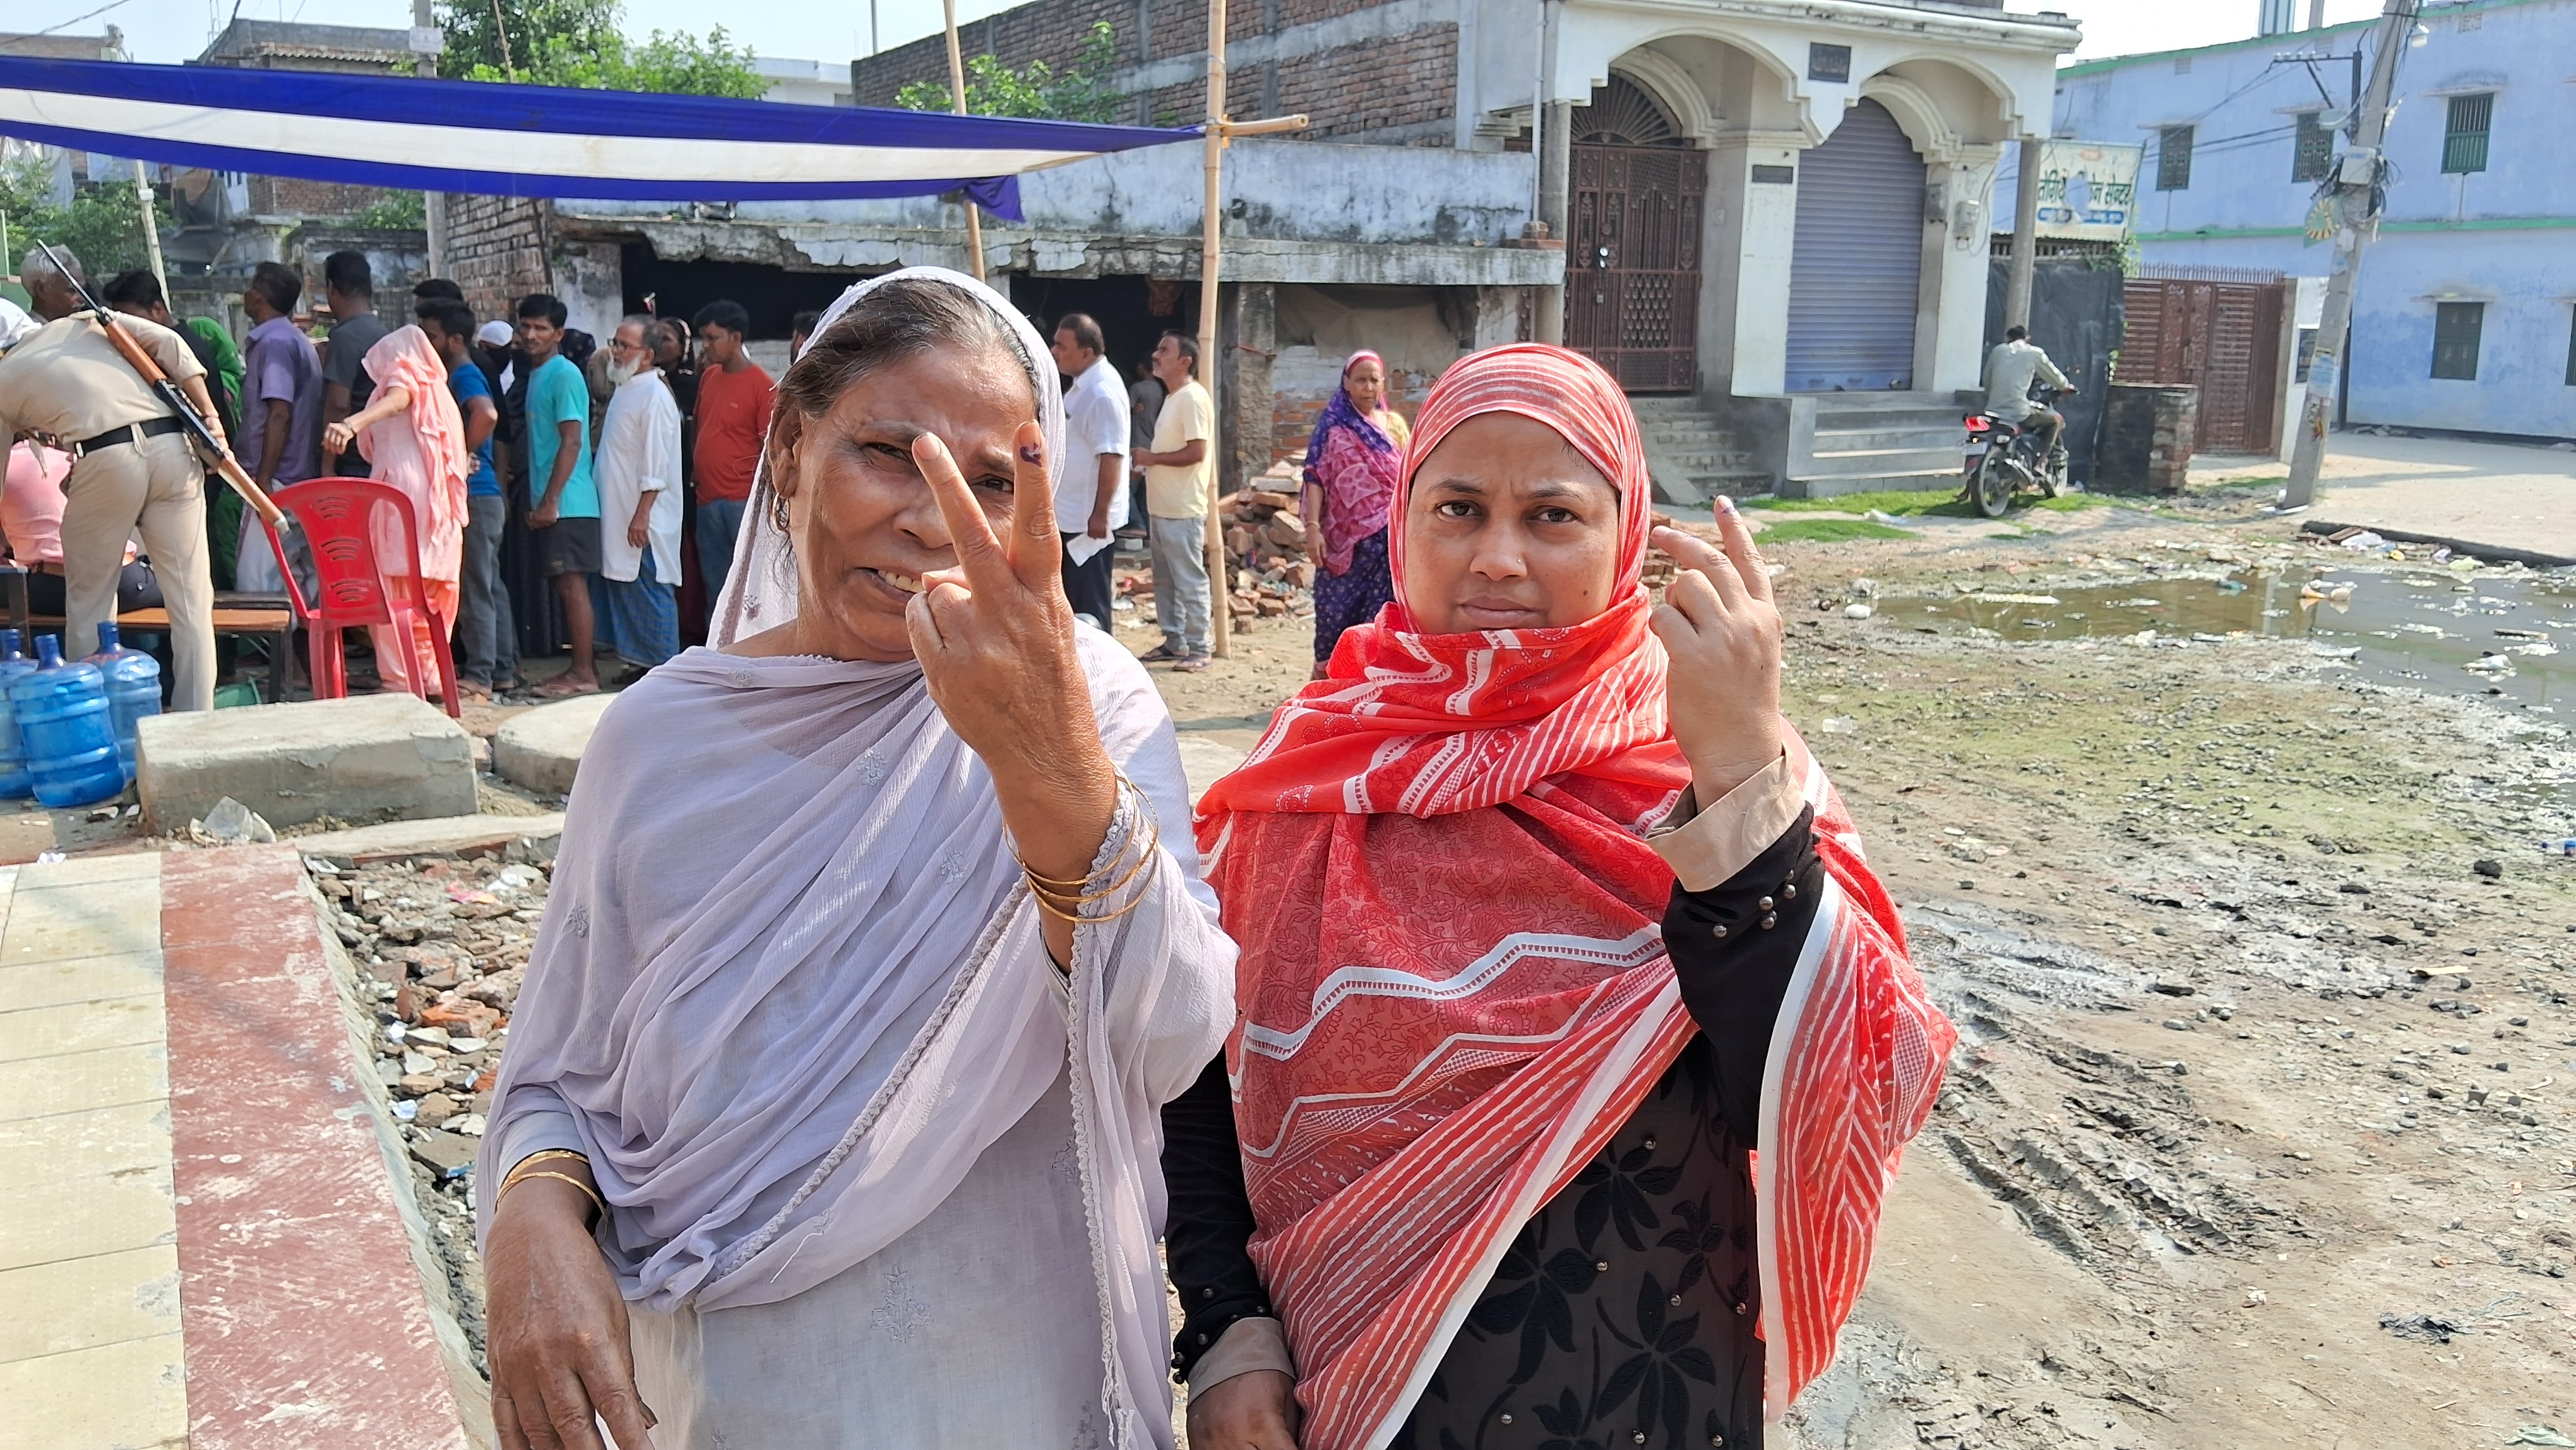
[1196,345,1953,1449]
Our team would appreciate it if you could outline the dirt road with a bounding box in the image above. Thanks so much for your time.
[1169,498,2576,1448]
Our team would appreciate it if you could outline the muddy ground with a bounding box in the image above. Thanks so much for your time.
[1172,496,2576,1448]
[307,488,2575,1447]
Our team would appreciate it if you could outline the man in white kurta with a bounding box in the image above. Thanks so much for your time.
[591,317,684,667]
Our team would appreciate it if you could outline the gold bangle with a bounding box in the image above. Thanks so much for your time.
[500,1168,605,1221]
[1028,871,1155,923]
[1017,776,1161,905]
[510,1148,589,1175]
[1027,822,1160,908]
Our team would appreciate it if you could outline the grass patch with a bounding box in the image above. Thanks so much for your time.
[1739,486,2113,521]
[1739,489,1974,517]
[2195,474,2284,494]
[1751,518,1917,542]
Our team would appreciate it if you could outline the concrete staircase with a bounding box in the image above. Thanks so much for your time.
[1629,396,1774,506]
[1787,392,1974,498]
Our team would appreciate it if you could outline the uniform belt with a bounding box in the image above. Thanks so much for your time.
[71,416,186,458]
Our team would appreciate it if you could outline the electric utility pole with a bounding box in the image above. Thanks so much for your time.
[2282,0,2420,510]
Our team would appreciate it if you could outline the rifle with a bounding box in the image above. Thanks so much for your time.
[32,241,286,529]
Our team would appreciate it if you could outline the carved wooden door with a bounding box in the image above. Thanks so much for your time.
[1567,143,1705,393]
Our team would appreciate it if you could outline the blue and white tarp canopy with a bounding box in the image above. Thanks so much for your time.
[0,56,1200,220]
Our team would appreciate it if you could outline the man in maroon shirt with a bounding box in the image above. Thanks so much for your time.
[688,300,773,599]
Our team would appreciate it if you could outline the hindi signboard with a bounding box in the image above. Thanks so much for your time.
[2032,141,2142,241]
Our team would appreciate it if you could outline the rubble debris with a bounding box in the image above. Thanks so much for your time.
[1219,473,1320,631]
[316,848,554,1367]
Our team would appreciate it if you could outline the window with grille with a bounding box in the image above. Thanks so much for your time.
[2431,302,2484,381]
[2443,93,2493,174]
[2293,112,2334,182]
[2157,125,2194,190]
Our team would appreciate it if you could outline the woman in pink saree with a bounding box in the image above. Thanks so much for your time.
[321,322,467,697]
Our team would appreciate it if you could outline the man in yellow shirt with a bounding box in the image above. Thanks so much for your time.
[1135,331,1216,671]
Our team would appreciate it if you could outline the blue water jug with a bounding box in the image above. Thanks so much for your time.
[0,629,37,800]
[13,635,124,808]
[84,622,161,785]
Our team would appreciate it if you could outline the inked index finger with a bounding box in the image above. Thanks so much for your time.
[912,432,1009,590]
[1710,500,1776,604]
[1004,421,1063,592]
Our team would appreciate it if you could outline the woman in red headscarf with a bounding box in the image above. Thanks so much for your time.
[1167,345,1953,1450]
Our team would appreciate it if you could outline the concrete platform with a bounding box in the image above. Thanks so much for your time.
[0,848,486,1447]
[295,812,567,866]
[137,695,477,833]
[492,693,617,797]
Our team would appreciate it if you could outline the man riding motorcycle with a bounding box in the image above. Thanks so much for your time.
[1981,325,2072,488]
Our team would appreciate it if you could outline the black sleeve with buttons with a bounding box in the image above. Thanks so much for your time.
[1160,1055,1277,1377]
[1161,803,1823,1450]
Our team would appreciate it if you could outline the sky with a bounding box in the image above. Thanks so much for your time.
[71,0,2397,71]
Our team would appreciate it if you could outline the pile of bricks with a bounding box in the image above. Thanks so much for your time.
[1221,467,1317,629]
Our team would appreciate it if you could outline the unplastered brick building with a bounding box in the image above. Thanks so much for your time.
[447,0,2077,497]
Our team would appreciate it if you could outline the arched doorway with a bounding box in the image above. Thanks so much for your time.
[1566,75,1705,393]
[1784,97,1926,392]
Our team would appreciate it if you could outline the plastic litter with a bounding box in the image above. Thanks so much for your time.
[2507,1429,2576,1447]
[1820,716,1859,734]
[1843,603,1875,620]
[194,796,277,845]
[2378,1312,2470,1343]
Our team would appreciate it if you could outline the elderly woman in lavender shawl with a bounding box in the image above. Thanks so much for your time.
[475,269,1236,1450]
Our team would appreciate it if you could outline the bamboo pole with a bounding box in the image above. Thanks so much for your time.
[1196,0,1230,656]
[133,163,167,300]
[942,0,987,280]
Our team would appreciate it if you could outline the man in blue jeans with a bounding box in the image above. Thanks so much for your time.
[417,297,516,697]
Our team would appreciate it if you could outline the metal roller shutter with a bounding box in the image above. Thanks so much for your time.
[1785,99,1926,393]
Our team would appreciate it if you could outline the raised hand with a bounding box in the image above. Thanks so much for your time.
[907,424,1120,959]
[1649,501,1784,803]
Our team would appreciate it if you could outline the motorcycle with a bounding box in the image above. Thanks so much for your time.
[1961,384,2070,518]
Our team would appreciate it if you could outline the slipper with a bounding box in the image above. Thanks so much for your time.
[1137,644,1183,663]
[457,684,493,705]
[1171,655,1212,673]
[533,678,600,700]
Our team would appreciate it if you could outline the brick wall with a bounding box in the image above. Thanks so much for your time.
[852,0,1450,141]
[852,0,1136,108]
[1273,25,1453,140]
[249,176,395,220]
[444,195,551,326]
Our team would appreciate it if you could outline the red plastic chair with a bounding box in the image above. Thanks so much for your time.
[260,478,462,717]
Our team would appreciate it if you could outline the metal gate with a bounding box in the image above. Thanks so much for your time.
[1565,77,1703,393]
[1784,98,1926,392]
[2114,270,2287,455]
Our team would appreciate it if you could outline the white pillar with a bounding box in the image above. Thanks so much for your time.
[1698,131,1807,397]
[1919,148,2003,393]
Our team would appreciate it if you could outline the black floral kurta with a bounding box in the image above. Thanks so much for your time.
[1163,808,1824,1450]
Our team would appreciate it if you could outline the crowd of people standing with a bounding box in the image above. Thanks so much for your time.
[3,246,789,706]
[6,245,1412,721]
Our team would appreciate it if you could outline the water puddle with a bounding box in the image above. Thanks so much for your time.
[1913,565,2576,712]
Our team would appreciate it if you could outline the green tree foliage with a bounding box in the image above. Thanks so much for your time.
[0,156,173,279]
[895,21,1123,123]
[435,0,763,98]
[353,190,429,230]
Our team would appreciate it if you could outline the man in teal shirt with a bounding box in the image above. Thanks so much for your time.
[517,293,602,697]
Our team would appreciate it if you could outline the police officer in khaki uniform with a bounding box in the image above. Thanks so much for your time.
[0,246,221,710]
